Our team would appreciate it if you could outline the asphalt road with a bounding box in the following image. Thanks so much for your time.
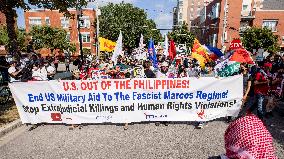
[0,113,283,159]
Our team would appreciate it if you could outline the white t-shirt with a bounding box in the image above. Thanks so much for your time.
[8,66,18,82]
[40,67,48,80]
[32,69,44,81]
[46,66,55,74]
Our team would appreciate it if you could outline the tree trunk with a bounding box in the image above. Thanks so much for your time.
[4,7,20,60]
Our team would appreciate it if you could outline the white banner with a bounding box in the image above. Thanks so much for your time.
[9,76,243,124]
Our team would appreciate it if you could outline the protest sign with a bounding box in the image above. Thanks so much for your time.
[176,44,187,56]
[9,76,243,124]
[229,39,242,50]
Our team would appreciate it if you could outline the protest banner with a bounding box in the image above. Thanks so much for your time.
[9,75,243,124]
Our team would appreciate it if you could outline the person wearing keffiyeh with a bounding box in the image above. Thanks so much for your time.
[220,113,277,159]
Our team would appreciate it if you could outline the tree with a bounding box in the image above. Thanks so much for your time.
[168,22,195,49]
[0,0,87,58]
[30,25,76,55]
[98,3,162,49]
[0,26,26,52]
[242,27,280,53]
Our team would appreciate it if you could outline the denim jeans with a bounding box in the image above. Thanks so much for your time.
[255,94,266,120]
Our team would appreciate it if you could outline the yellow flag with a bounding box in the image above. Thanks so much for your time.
[191,52,206,69]
[99,37,116,52]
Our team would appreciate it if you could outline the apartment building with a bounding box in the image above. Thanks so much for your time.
[173,0,190,28]
[173,0,214,30]
[196,0,284,50]
[24,8,96,56]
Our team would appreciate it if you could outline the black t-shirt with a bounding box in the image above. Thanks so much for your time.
[144,69,156,78]
[248,75,255,96]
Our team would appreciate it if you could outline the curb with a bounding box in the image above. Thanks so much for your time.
[0,119,22,138]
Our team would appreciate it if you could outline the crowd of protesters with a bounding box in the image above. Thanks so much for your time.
[1,51,284,121]
[0,49,283,158]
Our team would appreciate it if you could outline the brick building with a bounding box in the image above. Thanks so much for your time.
[194,0,284,51]
[24,8,96,56]
[0,12,6,26]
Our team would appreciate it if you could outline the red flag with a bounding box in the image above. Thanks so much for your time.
[229,48,255,64]
[168,40,176,60]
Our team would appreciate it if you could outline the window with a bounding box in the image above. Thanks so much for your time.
[263,20,278,32]
[29,17,42,26]
[79,16,90,28]
[213,34,217,47]
[179,1,183,6]
[81,32,90,43]
[242,5,248,11]
[211,3,220,19]
[60,17,69,28]
[45,17,50,26]
[282,36,284,44]
[179,13,183,19]
[66,32,70,42]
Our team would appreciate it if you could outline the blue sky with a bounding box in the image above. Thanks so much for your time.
[16,0,177,34]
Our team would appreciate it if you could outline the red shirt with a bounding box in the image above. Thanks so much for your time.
[254,72,269,95]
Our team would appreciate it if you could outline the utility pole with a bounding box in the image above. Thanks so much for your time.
[203,0,209,44]
[96,0,101,59]
[76,0,84,62]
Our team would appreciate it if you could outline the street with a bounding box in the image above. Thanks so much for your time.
[0,113,283,159]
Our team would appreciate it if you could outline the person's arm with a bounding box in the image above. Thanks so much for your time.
[254,73,268,85]
[9,69,22,78]
[254,80,268,85]
[243,80,251,101]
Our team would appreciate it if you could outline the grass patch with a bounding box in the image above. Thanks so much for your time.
[0,101,19,127]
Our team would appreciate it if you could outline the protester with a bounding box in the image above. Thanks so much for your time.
[8,61,22,82]
[221,113,277,159]
[45,61,56,80]
[0,56,9,82]
[54,57,59,72]
[143,61,156,78]
[65,58,70,72]
[253,63,269,121]
[196,62,216,129]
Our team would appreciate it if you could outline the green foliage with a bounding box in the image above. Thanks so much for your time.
[30,26,76,54]
[168,22,195,49]
[0,26,9,46]
[99,3,162,49]
[0,26,26,51]
[242,27,280,53]
[0,0,87,15]
[82,48,91,55]
[0,0,87,56]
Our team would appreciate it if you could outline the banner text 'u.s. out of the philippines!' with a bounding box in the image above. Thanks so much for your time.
[9,75,243,124]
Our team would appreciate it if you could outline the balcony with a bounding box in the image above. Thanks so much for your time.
[239,26,251,34]
[241,11,255,20]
